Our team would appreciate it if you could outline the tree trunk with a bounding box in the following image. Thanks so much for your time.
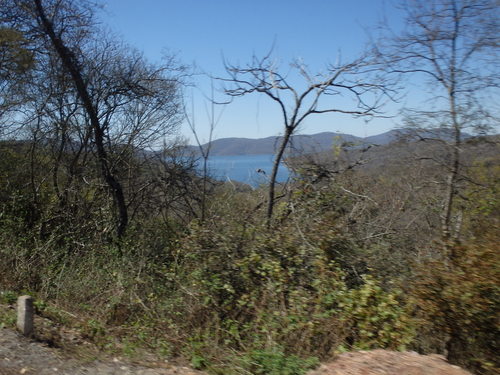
[34,0,128,237]
[441,72,461,251]
[266,127,293,225]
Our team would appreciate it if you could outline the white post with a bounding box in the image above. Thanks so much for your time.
[17,295,34,336]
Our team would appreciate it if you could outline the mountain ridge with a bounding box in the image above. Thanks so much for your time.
[187,129,454,156]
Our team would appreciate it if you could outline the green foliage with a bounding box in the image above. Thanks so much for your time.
[82,319,107,341]
[0,311,16,328]
[171,213,415,368]
[411,230,500,374]
[0,290,17,329]
[239,348,318,375]
[0,131,497,374]
[341,276,415,350]
[0,290,17,305]
[409,166,500,374]
[0,27,34,75]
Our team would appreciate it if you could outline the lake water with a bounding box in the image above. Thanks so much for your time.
[200,154,290,187]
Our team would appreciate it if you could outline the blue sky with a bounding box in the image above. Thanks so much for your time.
[100,0,407,143]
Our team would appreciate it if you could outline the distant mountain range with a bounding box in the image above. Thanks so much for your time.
[188,128,464,156]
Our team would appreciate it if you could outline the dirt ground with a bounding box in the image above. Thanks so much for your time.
[0,300,472,375]
[0,327,204,375]
[1,327,474,375]
[308,350,472,375]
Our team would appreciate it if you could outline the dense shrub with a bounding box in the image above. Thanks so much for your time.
[1,140,498,374]
[165,214,415,371]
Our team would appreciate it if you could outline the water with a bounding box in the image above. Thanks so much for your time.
[199,154,290,187]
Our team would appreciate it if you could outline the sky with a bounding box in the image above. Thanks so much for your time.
[100,0,408,144]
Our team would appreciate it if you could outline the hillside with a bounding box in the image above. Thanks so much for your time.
[1,133,498,375]
[287,134,499,179]
[187,129,468,156]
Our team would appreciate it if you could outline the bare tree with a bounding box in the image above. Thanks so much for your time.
[26,0,131,237]
[377,0,499,246]
[184,79,226,222]
[222,53,394,223]
[1,0,184,238]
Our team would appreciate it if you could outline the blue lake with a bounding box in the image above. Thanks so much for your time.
[200,154,290,187]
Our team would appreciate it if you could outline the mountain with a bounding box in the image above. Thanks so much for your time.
[187,129,436,156]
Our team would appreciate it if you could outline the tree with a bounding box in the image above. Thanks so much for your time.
[184,79,226,222]
[222,53,393,223]
[0,0,184,238]
[31,0,131,237]
[378,0,500,246]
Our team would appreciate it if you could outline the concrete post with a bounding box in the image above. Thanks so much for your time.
[17,295,34,336]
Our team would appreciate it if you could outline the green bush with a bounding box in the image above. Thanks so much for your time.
[170,215,415,367]
[239,348,319,375]
[341,275,415,350]
[411,233,500,374]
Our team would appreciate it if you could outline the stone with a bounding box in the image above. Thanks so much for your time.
[17,295,34,336]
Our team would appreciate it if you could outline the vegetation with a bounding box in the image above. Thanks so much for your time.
[0,1,498,375]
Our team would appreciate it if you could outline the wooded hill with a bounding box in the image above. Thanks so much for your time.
[187,128,472,156]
